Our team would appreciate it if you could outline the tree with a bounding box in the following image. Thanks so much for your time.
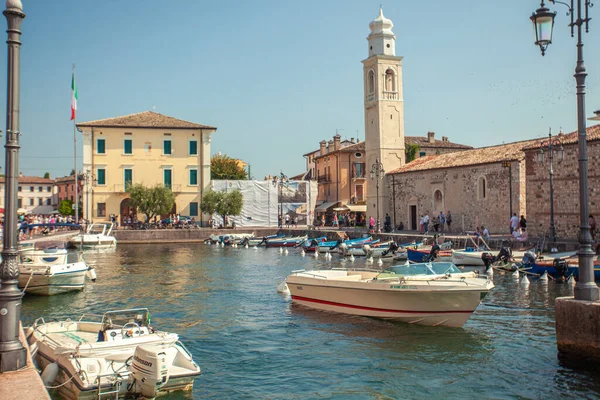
[211,154,247,180]
[69,169,75,176]
[43,172,50,179]
[58,199,74,216]
[200,189,243,226]
[127,184,176,222]
[406,143,420,163]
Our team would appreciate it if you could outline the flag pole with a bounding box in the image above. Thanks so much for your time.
[72,64,78,224]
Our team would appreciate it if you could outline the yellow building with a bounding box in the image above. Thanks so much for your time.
[77,111,216,225]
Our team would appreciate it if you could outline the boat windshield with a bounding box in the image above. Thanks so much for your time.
[378,262,461,278]
[88,224,108,235]
[101,308,150,329]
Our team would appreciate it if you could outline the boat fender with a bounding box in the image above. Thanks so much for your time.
[25,326,34,340]
[86,268,97,282]
[41,362,59,386]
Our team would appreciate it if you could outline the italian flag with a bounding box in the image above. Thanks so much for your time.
[70,72,78,120]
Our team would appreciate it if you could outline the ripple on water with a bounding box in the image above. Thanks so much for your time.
[20,243,600,399]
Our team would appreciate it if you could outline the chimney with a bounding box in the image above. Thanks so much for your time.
[319,140,326,155]
[442,136,448,142]
[350,137,355,143]
[333,134,341,151]
[427,131,435,144]
[328,139,334,153]
[18,172,23,178]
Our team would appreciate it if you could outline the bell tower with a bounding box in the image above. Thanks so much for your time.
[362,7,405,228]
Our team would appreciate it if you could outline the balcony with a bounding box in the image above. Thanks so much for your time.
[352,172,366,180]
[383,91,398,100]
[317,175,330,183]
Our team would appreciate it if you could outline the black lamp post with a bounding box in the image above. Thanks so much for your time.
[536,129,564,243]
[272,172,287,228]
[0,0,27,372]
[531,0,599,301]
[370,158,385,233]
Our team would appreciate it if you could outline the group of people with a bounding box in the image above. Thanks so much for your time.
[509,213,528,242]
[420,211,453,234]
[279,213,299,228]
[315,212,363,229]
[17,213,79,240]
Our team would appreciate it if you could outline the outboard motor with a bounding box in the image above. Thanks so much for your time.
[481,252,495,272]
[553,258,569,280]
[496,247,513,264]
[362,244,372,257]
[382,241,399,257]
[130,344,170,398]
[330,238,343,250]
[522,251,537,266]
[239,237,249,247]
[423,244,440,262]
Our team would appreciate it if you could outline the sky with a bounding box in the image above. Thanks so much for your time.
[0,0,599,179]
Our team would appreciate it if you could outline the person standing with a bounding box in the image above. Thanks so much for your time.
[423,213,430,233]
[519,215,527,230]
[439,211,445,233]
[510,213,519,234]
[419,215,424,233]
[446,211,452,232]
[369,216,375,232]
[333,212,339,228]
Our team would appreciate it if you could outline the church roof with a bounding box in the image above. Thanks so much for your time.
[388,138,539,174]
[522,124,600,149]
[77,111,217,130]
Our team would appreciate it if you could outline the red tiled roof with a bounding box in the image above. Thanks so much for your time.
[522,124,600,150]
[389,138,539,174]
[0,176,54,184]
[77,111,217,130]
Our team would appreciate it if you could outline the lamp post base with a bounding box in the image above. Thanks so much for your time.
[0,287,26,372]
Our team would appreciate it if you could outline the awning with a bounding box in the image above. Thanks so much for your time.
[315,201,338,212]
[344,204,367,212]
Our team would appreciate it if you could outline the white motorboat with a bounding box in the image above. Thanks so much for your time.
[69,223,117,249]
[27,308,201,400]
[18,242,96,296]
[451,248,531,266]
[205,232,255,245]
[283,262,493,328]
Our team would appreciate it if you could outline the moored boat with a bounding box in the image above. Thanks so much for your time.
[283,262,493,328]
[69,223,117,249]
[27,308,201,400]
[266,235,308,247]
[18,241,95,296]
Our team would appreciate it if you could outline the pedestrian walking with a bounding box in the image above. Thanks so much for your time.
[510,213,519,234]
[446,211,452,232]
[423,213,430,233]
[519,215,527,230]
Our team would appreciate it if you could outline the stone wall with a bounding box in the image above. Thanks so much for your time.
[525,140,600,240]
[387,161,525,235]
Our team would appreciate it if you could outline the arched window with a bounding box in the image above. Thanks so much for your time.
[368,70,375,94]
[433,190,443,212]
[385,69,395,92]
[478,177,487,200]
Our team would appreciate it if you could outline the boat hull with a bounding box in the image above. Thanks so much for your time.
[18,269,86,295]
[286,276,489,328]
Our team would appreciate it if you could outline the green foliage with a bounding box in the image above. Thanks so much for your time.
[69,169,75,176]
[200,189,244,224]
[211,154,247,180]
[58,199,74,216]
[406,144,420,163]
[43,172,50,179]
[127,183,176,222]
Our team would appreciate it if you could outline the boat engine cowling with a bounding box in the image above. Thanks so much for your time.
[130,344,170,398]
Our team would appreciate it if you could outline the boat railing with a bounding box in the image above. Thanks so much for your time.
[293,271,329,279]
[95,371,128,398]
[176,340,195,361]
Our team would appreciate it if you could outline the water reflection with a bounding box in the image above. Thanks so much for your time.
[19,243,600,399]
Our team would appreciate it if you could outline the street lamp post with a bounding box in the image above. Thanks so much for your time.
[501,160,513,220]
[370,158,385,233]
[83,169,96,224]
[272,172,287,228]
[531,0,599,301]
[536,129,564,243]
[0,0,27,372]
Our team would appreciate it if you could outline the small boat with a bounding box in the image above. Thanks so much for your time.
[69,223,117,249]
[300,237,328,252]
[27,308,201,399]
[205,232,255,245]
[319,236,373,253]
[18,241,96,296]
[283,262,493,328]
[452,247,535,266]
[407,247,452,263]
[266,235,308,247]
[240,233,285,247]
[516,252,600,280]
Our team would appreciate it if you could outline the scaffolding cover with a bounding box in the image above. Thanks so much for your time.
[210,180,318,227]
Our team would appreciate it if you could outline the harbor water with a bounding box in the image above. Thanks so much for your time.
[21,243,600,399]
